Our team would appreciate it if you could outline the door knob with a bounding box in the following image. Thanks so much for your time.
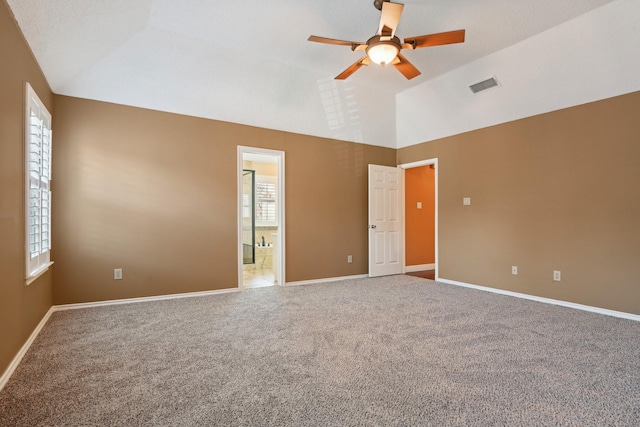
[368,225,377,229]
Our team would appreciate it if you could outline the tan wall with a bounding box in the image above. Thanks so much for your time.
[405,165,435,266]
[398,91,640,314]
[0,0,54,378]
[52,95,395,304]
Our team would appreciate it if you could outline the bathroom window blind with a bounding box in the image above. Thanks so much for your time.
[256,179,277,226]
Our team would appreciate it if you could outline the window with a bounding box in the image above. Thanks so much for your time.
[255,175,277,226]
[25,83,53,283]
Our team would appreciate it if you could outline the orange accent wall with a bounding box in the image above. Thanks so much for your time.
[405,165,435,266]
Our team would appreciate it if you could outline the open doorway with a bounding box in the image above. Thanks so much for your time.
[237,147,285,289]
[399,159,438,280]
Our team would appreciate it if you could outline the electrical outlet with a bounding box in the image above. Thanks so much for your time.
[553,270,561,282]
[114,268,123,280]
[511,266,518,275]
[347,255,353,264]
[463,197,471,206]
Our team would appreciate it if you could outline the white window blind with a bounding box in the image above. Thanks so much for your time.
[25,83,53,282]
[242,194,251,218]
[256,176,277,226]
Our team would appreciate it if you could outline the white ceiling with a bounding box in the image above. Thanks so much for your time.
[7,0,640,148]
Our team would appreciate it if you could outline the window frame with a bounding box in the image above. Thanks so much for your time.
[25,83,53,284]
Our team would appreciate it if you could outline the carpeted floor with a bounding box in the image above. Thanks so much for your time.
[1,275,638,426]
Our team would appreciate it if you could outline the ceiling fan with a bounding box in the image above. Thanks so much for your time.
[308,0,465,80]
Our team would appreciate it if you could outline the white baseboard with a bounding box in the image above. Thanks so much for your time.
[0,306,55,392]
[285,274,369,287]
[405,264,435,273]
[54,288,240,311]
[437,277,640,322]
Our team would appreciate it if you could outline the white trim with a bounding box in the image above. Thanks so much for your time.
[398,158,438,279]
[437,277,640,322]
[25,261,54,285]
[237,150,246,291]
[285,274,369,287]
[405,264,435,273]
[237,146,286,290]
[399,159,437,169]
[54,288,239,311]
[0,307,55,392]
[400,167,406,274]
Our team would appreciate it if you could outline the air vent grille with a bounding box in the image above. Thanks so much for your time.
[469,77,499,94]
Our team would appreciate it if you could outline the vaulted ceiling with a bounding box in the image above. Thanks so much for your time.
[7,0,640,148]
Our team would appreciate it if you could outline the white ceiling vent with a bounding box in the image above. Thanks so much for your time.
[469,77,499,94]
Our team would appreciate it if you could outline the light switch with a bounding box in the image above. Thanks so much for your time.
[463,197,471,206]
[417,202,422,209]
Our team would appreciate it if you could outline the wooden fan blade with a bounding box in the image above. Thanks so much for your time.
[405,29,465,49]
[394,53,421,80]
[378,2,404,38]
[335,57,369,80]
[308,35,365,50]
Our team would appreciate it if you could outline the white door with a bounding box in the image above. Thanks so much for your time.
[368,164,404,277]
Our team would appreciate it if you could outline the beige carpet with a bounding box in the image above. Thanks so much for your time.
[1,275,638,426]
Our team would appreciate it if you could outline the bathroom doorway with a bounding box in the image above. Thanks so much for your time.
[237,147,285,289]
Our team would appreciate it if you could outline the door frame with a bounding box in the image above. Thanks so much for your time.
[398,158,438,279]
[237,146,286,289]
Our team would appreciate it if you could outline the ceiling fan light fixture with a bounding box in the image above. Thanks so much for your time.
[366,36,400,66]
[307,5,465,80]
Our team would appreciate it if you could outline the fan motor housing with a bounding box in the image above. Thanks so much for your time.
[373,0,389,11]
